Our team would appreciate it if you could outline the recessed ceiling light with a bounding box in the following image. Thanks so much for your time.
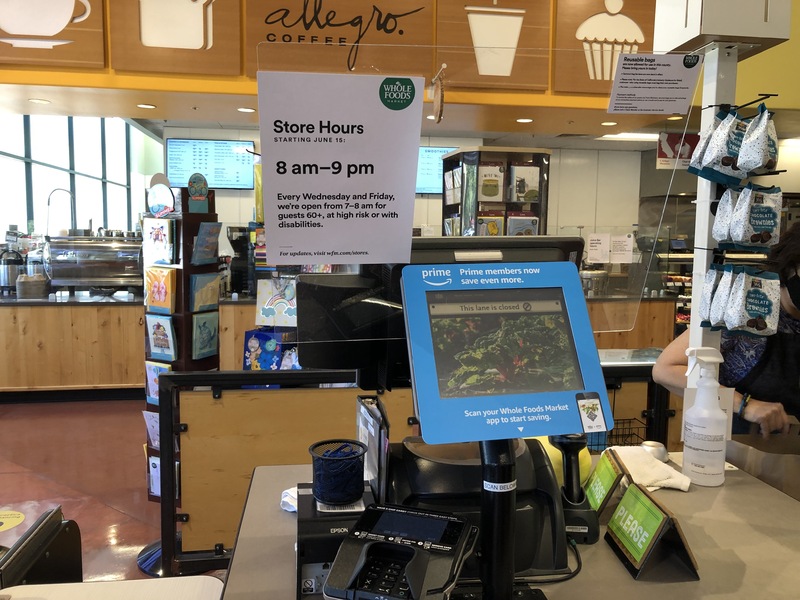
[601,121,617,127]
[237,107,256,113]
[137,103,157,109]
[516,118,534,124]
[600,132,660,141]
[667,115,683,121]
[28,98,51,105]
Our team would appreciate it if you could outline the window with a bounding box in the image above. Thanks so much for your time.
[0,114,24,156]
[105,118,128,185]
[30,115,70,170]
[0,156,27,233]
[75,175,104,232]
[107,183,129,231]
[32,166,71,237]
[73,117,103,178]
[0,116,138,237]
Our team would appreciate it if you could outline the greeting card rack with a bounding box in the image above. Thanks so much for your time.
[139,189,222,576]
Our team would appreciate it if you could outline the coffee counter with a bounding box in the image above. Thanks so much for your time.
[1,295,676,394]
[0,294,145,392]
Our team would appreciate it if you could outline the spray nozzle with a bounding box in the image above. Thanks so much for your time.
[685,347,724,377]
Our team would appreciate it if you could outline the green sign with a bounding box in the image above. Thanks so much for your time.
[586,451,620,511]
[379,78,415,110]
[608,484,666,566]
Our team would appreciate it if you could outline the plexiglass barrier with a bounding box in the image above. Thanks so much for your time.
[251,39,695,335]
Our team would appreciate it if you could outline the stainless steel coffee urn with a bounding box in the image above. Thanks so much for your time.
[0,250,24,291]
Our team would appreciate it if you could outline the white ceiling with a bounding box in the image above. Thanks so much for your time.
[3,80,800,152]
[0,81,690,151]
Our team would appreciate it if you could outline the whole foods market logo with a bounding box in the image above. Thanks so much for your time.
[380,78,415,110]
[683,54,701,68]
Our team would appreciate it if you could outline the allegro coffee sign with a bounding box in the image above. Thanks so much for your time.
[245,0,434,76]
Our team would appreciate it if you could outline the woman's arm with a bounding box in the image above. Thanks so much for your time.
[654,331,791,438]
[652,329,691,396]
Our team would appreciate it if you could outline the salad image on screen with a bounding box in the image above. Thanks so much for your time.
[427,289,583,398]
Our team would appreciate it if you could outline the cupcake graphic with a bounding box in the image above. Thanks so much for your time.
[575,0,644,81]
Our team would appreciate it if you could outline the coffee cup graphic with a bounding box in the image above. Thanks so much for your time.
[0,0,90,40]
[465,5,525,77]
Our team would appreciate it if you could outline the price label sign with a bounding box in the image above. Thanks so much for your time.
[605,483,698,580]
[585,449,625,513]
[607,484,665,566]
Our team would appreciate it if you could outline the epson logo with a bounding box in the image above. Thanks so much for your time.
[331,527,349,534]
[421,267,451,279]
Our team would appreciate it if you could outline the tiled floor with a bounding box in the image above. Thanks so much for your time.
[0,399,162,582]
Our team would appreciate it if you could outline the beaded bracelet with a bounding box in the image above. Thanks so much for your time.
[738,393,751,417]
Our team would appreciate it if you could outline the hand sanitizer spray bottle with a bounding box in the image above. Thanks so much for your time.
[683,347,727,487]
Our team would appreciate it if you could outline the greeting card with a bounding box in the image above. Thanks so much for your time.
[146,314,177,362]
[189,272,221,312]
[242,328,283,371]
[255,277,297,327]
[191,221,222,265]
[145,360,172,405]
[144,266,177,314]
[142,217,176,266]
[143,410,160,450]
[192,311,219,359]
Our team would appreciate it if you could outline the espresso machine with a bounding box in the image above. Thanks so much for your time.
[227,226,252,296]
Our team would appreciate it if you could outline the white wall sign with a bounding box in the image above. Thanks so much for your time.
[610,234,634,264]
[588,233,610,264]
[257,71,424,265]
[608,53,703,114]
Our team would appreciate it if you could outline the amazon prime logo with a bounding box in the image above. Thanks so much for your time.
[421,267,453,286]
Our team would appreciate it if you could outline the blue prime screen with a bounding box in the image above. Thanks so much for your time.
[425,287,584,399]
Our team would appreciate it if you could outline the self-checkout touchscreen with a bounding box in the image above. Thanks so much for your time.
[401,261,612,444]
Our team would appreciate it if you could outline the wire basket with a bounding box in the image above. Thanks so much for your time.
[587,418,647,452]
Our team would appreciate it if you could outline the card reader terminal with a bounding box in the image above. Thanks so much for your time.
[323,504,478,600]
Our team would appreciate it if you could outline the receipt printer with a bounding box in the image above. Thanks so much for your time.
[322,504,478,600]
[296,483,374,597]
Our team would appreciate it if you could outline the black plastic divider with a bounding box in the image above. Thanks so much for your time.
[156,368,357,577]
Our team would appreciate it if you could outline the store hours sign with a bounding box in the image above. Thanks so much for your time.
[257,71,423,265]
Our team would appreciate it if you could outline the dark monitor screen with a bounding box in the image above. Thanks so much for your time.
[669,238,689,252]
[295,236,585,390]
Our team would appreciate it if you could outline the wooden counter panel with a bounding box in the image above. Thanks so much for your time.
[589,299,675,350]
[219,302,257,371]
[0,305,145,391]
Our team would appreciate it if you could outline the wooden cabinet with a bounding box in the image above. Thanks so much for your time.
[441,146,551,237]
[0,304,145,391]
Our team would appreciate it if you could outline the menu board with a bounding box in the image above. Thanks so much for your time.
[166,139,255,190]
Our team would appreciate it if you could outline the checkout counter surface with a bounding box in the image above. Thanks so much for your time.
[222,463,800,600]
[0,290,144,306]
[0,576,223,599]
